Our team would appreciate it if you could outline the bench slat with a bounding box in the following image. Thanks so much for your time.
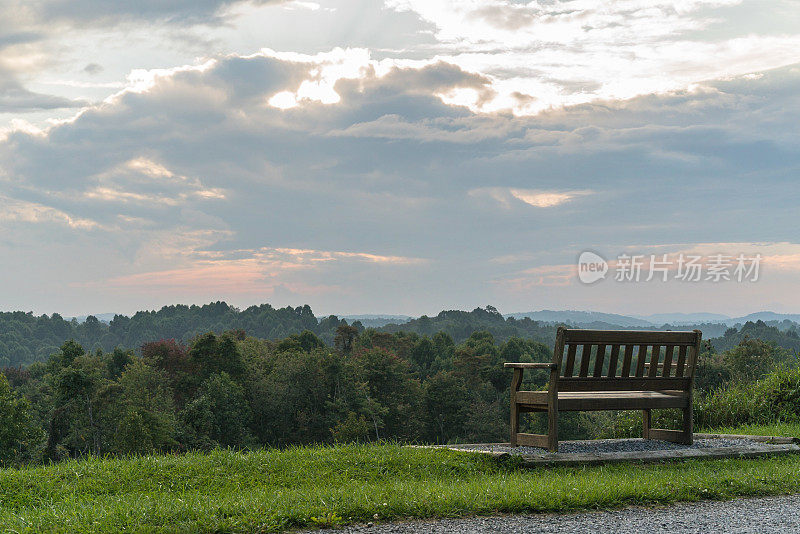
[662,345,675,377]
[593,344,606,377]
[648,345,661,377]
[636,345,647,377]
[515,390,548,405]
[515,433,551,448]
[562,329,698,345]
[621,345,634,377]
[559,391,689,411]
[563,344,577,377]
[514,389,691,411]
[579,344,592,377]
[504,362,556,369]
[675,345,687,377]
[558,377,691,392]
[607,345,620,377]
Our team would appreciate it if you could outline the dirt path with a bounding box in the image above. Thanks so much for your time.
[308,494,800,533]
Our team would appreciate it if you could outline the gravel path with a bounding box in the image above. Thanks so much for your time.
[453,438,755,455]
[307,494,800,533]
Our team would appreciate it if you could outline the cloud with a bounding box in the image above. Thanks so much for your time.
[83,157,226,206]
[0,80,86,112]
[385,0,800,114]
[0,194,100,230]
[29,0,288,26]
[469,187,593,209]
[510,189,592,208]
[86,245,426,298]
[494,263,577,289]
[1,50,800,315]
[83,63,103,75]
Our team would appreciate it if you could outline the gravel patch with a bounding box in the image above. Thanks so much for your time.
[305,494,800,533]
[452,438,756,455]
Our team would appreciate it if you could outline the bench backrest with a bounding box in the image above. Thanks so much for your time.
[551,327,702,392]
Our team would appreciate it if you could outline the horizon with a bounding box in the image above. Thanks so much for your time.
[14,302,798,324]
[2,1,800,317]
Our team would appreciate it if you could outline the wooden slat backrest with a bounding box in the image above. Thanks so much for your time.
[554,328,702,389]
[606,345,620,378]
[563,344,577,376]
[621,345,634,377]
[579,344,591,377]
[675,345,688,377]
[662,346,675,377]
[636,345,647,376]
[593,344,606,377]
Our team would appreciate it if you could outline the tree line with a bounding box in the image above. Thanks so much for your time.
[1,321,798,467]
[5,301,799,369]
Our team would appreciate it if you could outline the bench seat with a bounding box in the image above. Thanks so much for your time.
[516,390,690,411]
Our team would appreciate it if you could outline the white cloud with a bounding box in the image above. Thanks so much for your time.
[0,194,100,230]
[510,189,593,208]
[470,187,593,208]
[386,0,800,114]
[82,157,226,206]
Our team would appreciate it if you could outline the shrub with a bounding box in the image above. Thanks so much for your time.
[696,366,800,429]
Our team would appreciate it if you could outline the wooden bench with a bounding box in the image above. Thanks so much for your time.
[505,327,702,452]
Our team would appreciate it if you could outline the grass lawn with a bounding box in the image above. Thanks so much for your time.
[1,424,799,533]
[699,422,800,437]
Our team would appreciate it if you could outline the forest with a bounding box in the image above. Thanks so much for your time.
[0,303,799,466]
[3,301,799,368]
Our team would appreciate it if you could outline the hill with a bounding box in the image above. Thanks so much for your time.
[2,303,799,368]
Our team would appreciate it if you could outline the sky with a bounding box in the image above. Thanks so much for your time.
[1,0,800,318]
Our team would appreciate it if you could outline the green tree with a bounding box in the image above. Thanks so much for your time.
[347,347,423,441]
[102,360,178,454]
[0,373,45,466]
[49,339,85,370]
[724,337,789,382]
[334,325,359,353]
[189,332,246,382]
[424,371,468,443]
[182,372,252,448]
[107,347,134,379]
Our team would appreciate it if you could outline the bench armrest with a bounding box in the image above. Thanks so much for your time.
[504,362,557,369]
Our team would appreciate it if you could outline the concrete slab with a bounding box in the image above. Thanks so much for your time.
[415,435,800,467]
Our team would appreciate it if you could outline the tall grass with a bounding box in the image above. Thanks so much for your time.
[590,367,800,439]
[696,366,800,429]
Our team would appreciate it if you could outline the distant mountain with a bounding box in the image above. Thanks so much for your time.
[342,315,413,328]
[68,313,119,324]
[635,312,731,325]
[504,310,652,328]
[727,312,800,325]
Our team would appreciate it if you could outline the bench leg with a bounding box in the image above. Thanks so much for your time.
[547,405,558,452]
[510,403,519,447]
[644,407,693,445]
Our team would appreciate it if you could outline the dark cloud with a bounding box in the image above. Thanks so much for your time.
[83,63,103,74]
[0,31,43,49]
[0,73,87,112]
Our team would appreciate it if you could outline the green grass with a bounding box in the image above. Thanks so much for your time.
[1,434,800,534]
[700,422,800,437]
